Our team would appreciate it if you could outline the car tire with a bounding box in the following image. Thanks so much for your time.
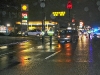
[36,34,40,36]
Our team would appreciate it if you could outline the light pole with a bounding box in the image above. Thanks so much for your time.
[40,0,45,44]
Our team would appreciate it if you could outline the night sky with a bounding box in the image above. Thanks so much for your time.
[0,0,100,27]
[29,0,100,27]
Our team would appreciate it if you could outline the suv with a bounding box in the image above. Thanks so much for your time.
[23,29,42,36]
[57,29,79,43]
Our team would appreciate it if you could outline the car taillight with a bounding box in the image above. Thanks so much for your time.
[58,35,60,38]
[66,35,71,38]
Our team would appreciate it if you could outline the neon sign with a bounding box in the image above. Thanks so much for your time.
[52,11,66,16]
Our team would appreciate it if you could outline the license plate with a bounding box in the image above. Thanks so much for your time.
[60,41,65,43]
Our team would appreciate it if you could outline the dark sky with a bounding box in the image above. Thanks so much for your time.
[0,0,100,26]
[26,0,100,27]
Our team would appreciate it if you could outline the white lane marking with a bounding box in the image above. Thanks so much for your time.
[45,50,61,60]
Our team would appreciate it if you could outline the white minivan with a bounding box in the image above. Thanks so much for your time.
[23,29,42,36]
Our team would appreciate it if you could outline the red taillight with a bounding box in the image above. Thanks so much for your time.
[66,35,70,38]
[58,35,60,38]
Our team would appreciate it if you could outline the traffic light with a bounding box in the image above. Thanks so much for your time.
[66,0,72,9]
[22,12,28,19]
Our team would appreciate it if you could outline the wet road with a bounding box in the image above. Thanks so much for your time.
[0,35,100,75]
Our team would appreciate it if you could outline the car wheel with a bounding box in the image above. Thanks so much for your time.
[36,34,40,36]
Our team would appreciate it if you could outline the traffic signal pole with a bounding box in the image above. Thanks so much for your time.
[66,0,72,27]
[40,0,46,44]
[68,9,70,23]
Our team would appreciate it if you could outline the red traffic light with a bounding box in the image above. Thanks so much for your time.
[66,0,72,9]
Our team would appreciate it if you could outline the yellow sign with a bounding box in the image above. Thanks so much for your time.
[21,4,28,11]
[22,20,27,22]
[52,11,66,16]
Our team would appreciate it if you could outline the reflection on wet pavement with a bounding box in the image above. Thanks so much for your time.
[73,35,92,62]
[0,36,100,75]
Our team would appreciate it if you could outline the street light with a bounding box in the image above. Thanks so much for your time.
[40,0,46,44]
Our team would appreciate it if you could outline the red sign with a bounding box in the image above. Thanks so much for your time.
[66,0,72,9]
[22,12,28,18]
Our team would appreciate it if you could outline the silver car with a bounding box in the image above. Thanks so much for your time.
[57,29,79,43]
[23,29,42,36]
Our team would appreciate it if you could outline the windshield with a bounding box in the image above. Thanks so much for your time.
[59,30,73,35]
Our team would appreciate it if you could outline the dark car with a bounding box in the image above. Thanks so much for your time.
[57,29,79,43]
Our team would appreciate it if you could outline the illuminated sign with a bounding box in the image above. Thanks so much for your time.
[22,12,28,19]
[52,11,66,16]
[0,26,6,33]
[22,20,27,22]
[21,22,27,25]
[21,4,28,11]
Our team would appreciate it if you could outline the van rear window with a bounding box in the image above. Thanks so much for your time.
[59,30,73,34]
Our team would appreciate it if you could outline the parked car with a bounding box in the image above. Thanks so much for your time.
[57,29,79,43]
[22,29,43,36]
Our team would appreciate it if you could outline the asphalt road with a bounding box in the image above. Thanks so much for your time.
[0,35,100,75]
